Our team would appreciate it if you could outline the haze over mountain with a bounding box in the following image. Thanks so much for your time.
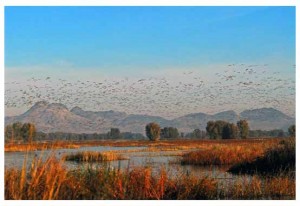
[5,101,295,134]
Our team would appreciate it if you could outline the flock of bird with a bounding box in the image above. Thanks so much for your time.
[5,63,295,119]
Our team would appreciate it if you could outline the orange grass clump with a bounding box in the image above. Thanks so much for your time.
[5,156,67,200]
[5,141,80,152]
[228,138,295,175]
[5,138,281,152]
[226,175,295,200]
[5,155,295,200]
[181,139,280,166]
[63,151,127,162]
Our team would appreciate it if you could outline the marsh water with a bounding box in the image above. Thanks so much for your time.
[5,145,253,185]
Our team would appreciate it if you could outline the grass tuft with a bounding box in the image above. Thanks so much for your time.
[63,151,127,162]
[228,138,295,175]
[181,139,280,166]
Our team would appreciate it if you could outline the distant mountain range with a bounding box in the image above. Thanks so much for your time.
[5,101,295,134]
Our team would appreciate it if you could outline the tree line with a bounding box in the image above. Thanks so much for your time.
[5,122,36,143]
[145,123,207,140]
[205,120,249,139]
[145,120,249,141]
[37,130,145,141]
[250,129,286,138]
[4,123,145,142]
[5,121,295,143]
[145,121,295,141]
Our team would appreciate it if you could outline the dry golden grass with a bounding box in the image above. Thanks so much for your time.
[5,138,281,152]
[226,175,295,199]
[5,138,295,200]
[63,151,127,162]
[4,155,218,200]
[181,138,281,166]
[263,176,295,199]
[106,146,191,157]
[5,141,80,152]
[5,155,67,200]
[5,155,294,200]
[228,138,295,175]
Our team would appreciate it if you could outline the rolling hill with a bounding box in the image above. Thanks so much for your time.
[5,101,295,134]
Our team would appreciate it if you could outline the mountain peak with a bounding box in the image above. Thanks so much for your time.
[25,101,49,114]
[47,103,69,110]
[240,107,293,122]
[70,106,83,113]
[33,100,49,108]
[241,107,288,116]
[100,110,126,115]
[214,110,237,116]
[5,102,295,134]
[242,107,277,113]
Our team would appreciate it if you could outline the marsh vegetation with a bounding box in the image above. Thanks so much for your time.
[5,137,295,200]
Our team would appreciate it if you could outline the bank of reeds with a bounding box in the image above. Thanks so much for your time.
[220,175,295,199]
[5,155,295,200]
[228,138,295,175]
[5,156,67,200]
[181,139,279,166]
[5,138,281,152]
[5,141,80,152]
[63,151,127,162]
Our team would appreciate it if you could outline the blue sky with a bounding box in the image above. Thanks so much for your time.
[5,6,295,70]
[4,6,296,117]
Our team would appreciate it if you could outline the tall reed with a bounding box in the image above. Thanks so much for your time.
[181,141,278,166]
[5,155,295,200]
[228,138,295,175]
[63,151,127,162]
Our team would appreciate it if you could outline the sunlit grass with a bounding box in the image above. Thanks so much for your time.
[63,151,127,162]
[5,141,80,152]
[5,138,295,200]
[5,138,281,152]
[224,175,295,199]
[5,154,294,200]
[228,138,295,175]
[5,155,67,200]
[181,138,280,166]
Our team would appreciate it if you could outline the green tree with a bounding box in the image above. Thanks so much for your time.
[21,123,36,143]
[206,120,228,139]
[161,127,179,139]
[288,125,295,137]
[222,123,239,139]
[5,125,13,143]
[237,120,249,139]
[215,121,228,139]
[12,122,23,142]
[191,129,206,139]
[206,121,217,139]
[108,128,122,139]
[145,122,161,141]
